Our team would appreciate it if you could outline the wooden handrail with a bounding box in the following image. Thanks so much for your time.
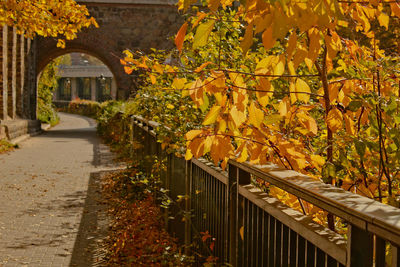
[229,160,400,246]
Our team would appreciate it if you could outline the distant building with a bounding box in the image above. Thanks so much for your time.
[53,53,117,103]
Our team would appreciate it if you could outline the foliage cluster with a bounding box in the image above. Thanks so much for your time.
[60,99,102,118]
[121,0,400,213]
[102,168,190,266]
[0,0,98,48]
[0,139,17,154]
[37,60,60,126]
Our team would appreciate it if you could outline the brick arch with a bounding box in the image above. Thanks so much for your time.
[37,44,122,92]
[36,2,183,99]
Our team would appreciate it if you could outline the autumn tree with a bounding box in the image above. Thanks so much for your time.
[0,0,98,47]
[122,0,400,221]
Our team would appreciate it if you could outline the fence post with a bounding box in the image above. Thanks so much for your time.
[228,163,251,266]
[130,116,134,159]
[185,160,192,255]
[347,224,373,267]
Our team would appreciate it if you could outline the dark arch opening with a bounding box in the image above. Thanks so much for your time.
[39,51,117,106]
[37,46,119,91]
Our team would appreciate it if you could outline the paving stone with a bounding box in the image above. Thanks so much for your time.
[0,113,118,266]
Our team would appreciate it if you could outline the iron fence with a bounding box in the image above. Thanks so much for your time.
[131,115,400,267]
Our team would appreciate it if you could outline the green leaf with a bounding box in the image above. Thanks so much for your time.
[355,140,366,158]
[347,100,363,112]
[199,92,209,112]
[322,162,336,183]
[193,20,215,49]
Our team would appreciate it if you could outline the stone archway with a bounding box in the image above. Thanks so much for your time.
[37,0,183,99]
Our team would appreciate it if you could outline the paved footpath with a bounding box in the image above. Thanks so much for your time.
[0,113,121,267]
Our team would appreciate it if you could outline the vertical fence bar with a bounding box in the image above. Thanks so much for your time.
[282,224,289,267]
[306,241,316,267]
[185,160,191,255]
[289,230,297,266]
[347,224,373,267]
[392,244,400,267]
[298,235,306,267]
[228,163,238,266]
[375,236,386,267]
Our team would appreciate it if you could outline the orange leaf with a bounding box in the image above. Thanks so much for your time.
[192,12,207,28]
[240,22,254,54]
[326,108,343,133]
[175,22,188,53]
[195,61,213,72]
[262,26,275,50]
[124,66,133,75]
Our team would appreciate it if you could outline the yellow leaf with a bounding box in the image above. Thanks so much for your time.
[218,119,227,133]
[172,78,187,90]
[256,78,274,106]
[344,113,355,135]
[185,148,193,160]
[185,129,203,140]
[240,22,254,54]
[377,12,389,30]
[249,102,264,128]
[237,146,248,163]
[311,154,325,166]
[239,226,244,241]
[295,78,311,103]
[153,63,164,74]
[149,74,156,84]
[326,108,343,133]
[279,97,290,117]
[230,106,246,128]
[57,39,66,48]
[287,61,296,76]
[204,136,213,154]
[203,105,221,125]
[175,22,188,53]
[328,83,340,103]
[297,112,318,135]
[289,82,297,104]
[255,55,276,75]
[193,20,215,49]
[262,26,275,50]
[306,28,320,70]
[273,56,285,76]
[307,116,318,135]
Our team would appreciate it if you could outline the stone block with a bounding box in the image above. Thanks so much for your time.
[0,125,6,139]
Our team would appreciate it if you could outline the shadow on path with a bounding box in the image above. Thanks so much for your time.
[69,171,109,267]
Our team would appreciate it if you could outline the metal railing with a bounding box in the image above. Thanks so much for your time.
[131,115,400,267]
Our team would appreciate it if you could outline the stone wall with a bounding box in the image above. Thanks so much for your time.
[0,25,35,121]
[37,2,183,99]
[0,25,39,141]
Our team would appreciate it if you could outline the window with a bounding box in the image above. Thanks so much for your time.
[96,77,112,102]
[57,78,71,101]
[77,77,91,100]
